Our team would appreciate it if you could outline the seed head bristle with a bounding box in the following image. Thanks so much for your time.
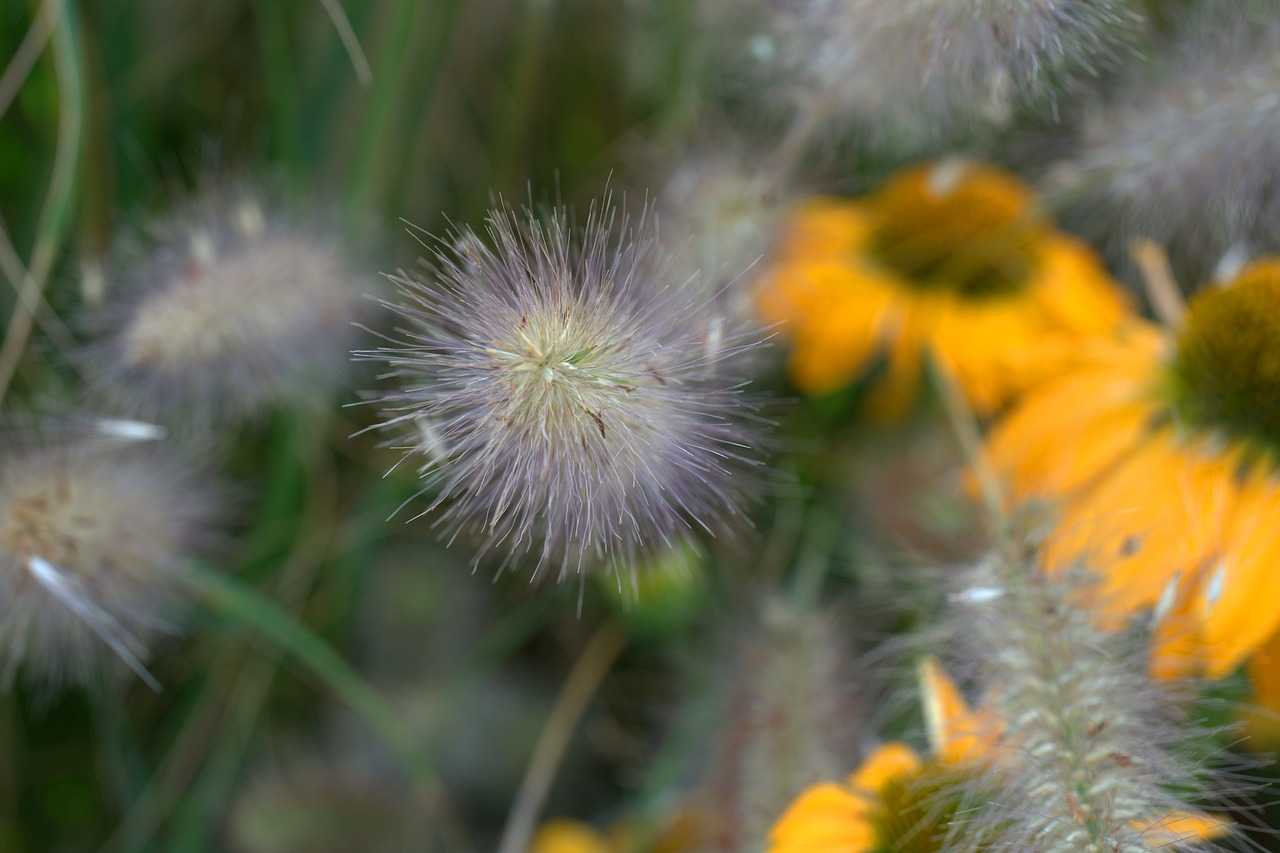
[689,599,866,848]
[654,144,789,317]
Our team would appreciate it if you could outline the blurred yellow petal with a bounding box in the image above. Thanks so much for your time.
[767,782,878,853]
[983,257,1280,684]
[1045,434,1239,629]
[531,819,614,853]
[849,741,923,793]
[1130,811,1230,847]
[918,658,1001,765]
[1192,471,1280,678]
[982,323,1165,504]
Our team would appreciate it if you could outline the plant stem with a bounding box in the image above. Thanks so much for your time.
[496,619,630,853]
[0,0,83,410]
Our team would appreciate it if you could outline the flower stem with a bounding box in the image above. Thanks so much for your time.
[497,619,630,853]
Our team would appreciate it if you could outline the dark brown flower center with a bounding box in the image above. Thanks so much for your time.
[1170,261,1280,452]
[866,163,1047,299]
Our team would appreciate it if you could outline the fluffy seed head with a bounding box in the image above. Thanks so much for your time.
[365,197,768,578]
[87,185,368,428]
[1054,4,1280,283]
[942,548,1233,853]
[0,438,219,691]
[730,0,1143,148]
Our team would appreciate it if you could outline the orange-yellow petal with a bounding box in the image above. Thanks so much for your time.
[849,741,923,794]
[785,277,895,394]
[982,324,1165,503]
[929,293,1041,413]
[531,819,615,853]
[767,782,878,853]
[1031,235,1130,337]
[1191,469,1280,678]
[1046,432,1239,629]
[919,658,1002,765]
[758,166,1134,408]
[1130,811,1230,847]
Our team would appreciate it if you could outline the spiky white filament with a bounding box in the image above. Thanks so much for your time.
[26,555,162,692]
[94,417,168,442]
[1061,5,1280,281]
[89,186,366,428]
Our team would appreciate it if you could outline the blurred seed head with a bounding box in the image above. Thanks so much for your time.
[226,744,430,853]
[86,184,369,430]
[684,597,866,849]
[1053,3,1280,286]
[0,437,219,692]
[363,196,769,579]
[720,0,1144,150]
[942,548,1235,853]
[653,143,790,324]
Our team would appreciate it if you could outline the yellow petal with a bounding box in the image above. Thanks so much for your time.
[919,658,1001,765]
[1130,811,1230,847]
[1192,470,1280,678]
[1047,433,1238,630]
[786,279,894,394]
[980,326,1163,505]
[767,782,878,853]
[1031,235,1130,336]
[530,819,614,853]
[849,741,922,794]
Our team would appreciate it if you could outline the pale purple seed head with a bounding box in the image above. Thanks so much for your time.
[1056,4,1280,284]
[715,0,1145,148]
[364,197,769,580]
[86,185,369,431]
[0,437,220,693]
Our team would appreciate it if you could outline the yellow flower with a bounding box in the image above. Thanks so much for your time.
[766,743,921,853]
[755,161,1128,412]
[984,259,1280,686]
[766,659,999,853]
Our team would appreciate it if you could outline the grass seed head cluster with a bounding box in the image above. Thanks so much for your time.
[6,2,1280,850]
[688,599,865,849]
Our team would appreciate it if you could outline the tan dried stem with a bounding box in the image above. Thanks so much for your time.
[929,358,1009,545]
[497,620,630,853]
[1130,238,1186,330]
